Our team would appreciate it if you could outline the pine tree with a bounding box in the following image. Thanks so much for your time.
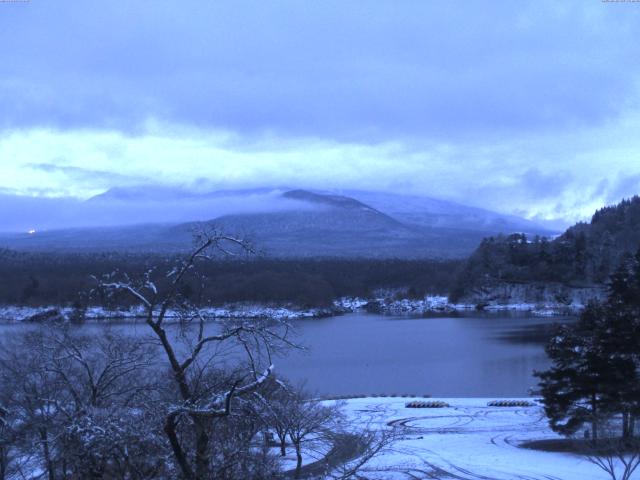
[536,304,614,439]
[608,253,637,308]
[604,248,640,437]
[537,249,640,440]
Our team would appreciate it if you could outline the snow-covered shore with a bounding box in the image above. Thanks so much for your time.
[0,295,583,323]
[0,295,584,322]
[332,396,605,480]
[0,304,335,323]
[335,295,584,316]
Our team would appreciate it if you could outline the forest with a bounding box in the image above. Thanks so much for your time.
[4,197,640,310]
[0,249,462,309]
[450,196,640,301]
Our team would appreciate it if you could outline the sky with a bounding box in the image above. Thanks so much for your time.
[1,0,640,226]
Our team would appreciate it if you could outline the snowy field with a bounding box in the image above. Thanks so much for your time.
[333,397,607,480]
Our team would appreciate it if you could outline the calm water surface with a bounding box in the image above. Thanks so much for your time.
[277,312,574,397]
[0,312,574,397]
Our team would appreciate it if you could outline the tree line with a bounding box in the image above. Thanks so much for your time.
[0,249,462,308]
[451,196,640,301]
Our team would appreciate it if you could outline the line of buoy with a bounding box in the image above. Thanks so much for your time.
[405,400,450,408]
[487,400,535,407]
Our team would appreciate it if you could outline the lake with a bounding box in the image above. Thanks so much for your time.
[0,311,573,397]
[277,312,573,397]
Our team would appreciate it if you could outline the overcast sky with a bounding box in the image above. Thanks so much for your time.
[1,0,640,226]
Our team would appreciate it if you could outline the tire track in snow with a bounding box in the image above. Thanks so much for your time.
[385,405,567,480]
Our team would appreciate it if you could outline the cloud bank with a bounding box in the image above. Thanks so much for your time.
[1,0,640,226]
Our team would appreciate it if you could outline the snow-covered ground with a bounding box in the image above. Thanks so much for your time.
[274,434,332,473]
[0,293,582,323]
[0,304,334,322]
[333,397,606,479]
[336,295,583,317]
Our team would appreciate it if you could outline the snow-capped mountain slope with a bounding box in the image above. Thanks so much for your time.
[337,189,553,235]
[0,187,557,258]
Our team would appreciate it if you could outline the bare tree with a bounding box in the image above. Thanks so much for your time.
[206,395,280,480]
[0,405,11,480]
[0,326,164,480]
[0,229,393,479]
[255,377,296,457]
[98,229,297,480]
[41,327,156,410]
[588,432,640,480]
[284,390,340,479]
[325,427,398,480]
[0,332,68,480]
[258,381,397,480]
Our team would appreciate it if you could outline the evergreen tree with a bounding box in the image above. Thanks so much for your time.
[536,304,614,439]
[536,249,640,440]
[605,248,640,437]
[608,249,640,311]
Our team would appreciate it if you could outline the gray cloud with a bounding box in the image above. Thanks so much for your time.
[0,1,639,142]
[519,168,573,199]
[605,173,640,205]
[1,1,640,226]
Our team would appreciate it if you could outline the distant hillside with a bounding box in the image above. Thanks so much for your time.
[339,189,550,234]
[0,187,555,258]
[451,196,640,302]
[282,189,384,213]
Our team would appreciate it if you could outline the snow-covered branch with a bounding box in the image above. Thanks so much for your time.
[100,282,153,309]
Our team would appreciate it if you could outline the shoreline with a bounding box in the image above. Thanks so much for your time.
[0,304,336,323]
[0,296,583,323]
[336,295,584,317]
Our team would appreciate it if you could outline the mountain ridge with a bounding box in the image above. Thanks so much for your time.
[0,187,557,258]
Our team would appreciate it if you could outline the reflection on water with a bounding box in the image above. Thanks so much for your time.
[495,321,571,345]
[0,312,575,397]
[275,312,575,397]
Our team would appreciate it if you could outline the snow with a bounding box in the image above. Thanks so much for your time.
[0,304,334,323]
[274,434,332,472]
[0,292,584,323]
[335,295,582,316]
[331,397,608,479]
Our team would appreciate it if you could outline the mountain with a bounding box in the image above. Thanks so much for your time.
[450,196,640,302]
[336,189,551,233]
[0,187,555,258]
[172,191,422,257]
[0,188,307,232]
[282,189,391,214]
